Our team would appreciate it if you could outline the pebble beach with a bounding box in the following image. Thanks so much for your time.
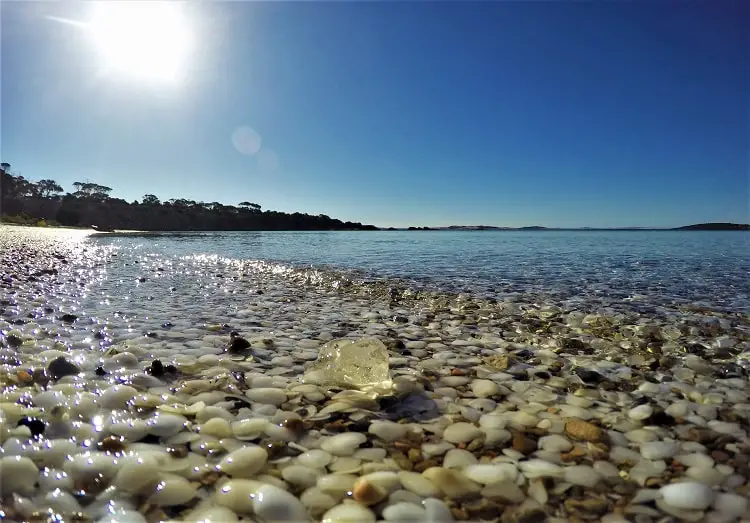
[1,226,749,523]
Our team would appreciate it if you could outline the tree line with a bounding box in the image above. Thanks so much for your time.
[0,163,377,231]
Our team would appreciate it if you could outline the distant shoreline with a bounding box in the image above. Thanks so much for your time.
[390,223,750,232]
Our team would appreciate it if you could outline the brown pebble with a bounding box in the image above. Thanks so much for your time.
[561,445,587,462]
[325,419,348,433]
[451,368,466,376]
[711,450,730,464]
[200,470,221,486]
[17,370,33,384]
[511,430,537,455]
[564,496,610,517]
[413,458,440,473]
[166,445,189,459]
[588,442,610,460]
[565,418,603,442]
[644,477,665,488]
[281,417,304,436]
[683,427,720,443]
[394,440,417,451]
[98,436,127,454]
[392,451,413,471]
[451,507,470,520]
[352,478,387,505]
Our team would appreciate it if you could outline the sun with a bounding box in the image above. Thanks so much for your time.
[88,2,193,85]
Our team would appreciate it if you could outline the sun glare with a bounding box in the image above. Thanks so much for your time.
[88,2,193,85]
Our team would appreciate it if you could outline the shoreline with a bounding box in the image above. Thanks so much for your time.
[1,227,749,522]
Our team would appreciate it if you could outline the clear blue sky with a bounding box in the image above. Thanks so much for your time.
[2,1,748,228]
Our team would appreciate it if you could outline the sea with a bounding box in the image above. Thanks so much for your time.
[87,230,750,315]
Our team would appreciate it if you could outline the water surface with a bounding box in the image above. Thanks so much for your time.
[89,230,750,313]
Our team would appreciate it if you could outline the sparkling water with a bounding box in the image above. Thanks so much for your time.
[88,230,750,314]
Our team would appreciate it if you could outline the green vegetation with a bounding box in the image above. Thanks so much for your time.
[0,163,377,231]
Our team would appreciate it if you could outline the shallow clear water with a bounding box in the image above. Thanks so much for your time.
[89,230,750,313]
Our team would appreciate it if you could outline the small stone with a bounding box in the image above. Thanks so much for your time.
[564,497,610,517]
[511,430,537,455]
[245,388,287,406]
[443,422,483,444]
[227,335,251,353]
[640,440,679,460]
[321,432,367,456]
[352,478,388,505]
[538,434,573,453]
[253,484,311,522]
[422,467,482,499]
[463,463,517,484]
[0,456,39,495]
[442,449,478,469]
[713,492,749,519]
[382,502,426,522]
[565,418,602,442]
[628,404,653,421]
[481,481,526,504]
[659,481,715,510]
[471,379,500,398]
[519,459,563,479]
[369,420,408,442]
[422,498,455,523]
[398,471,440,497]
[321,503,376,523]
[563,465,602,487]
[218,446,268,478]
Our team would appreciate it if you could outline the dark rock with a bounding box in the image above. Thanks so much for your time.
[717,362,745,379]
[32,368,50,387]
[575,367,608,385]
[164,364,178,374]
[17,417,45,438]
[515,349,534,360]
[162,322,174,328]
[47,356,81,380]
[392,315,408,324]
[93,330,106,340]
[95,366,107,376]
[98,436,127,453]
[6,334,23,348]
[137,277,147,283]
[685,343,708,357]
[647,408,676,427]
[147,359,165,377]
[226,336,251,353]
[144,331,158,338]
[562,338,587,350]
[138,434,161,444]
[384,339,406,352]
[59,314,78,323]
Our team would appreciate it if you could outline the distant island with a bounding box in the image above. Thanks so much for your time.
[392,223,750,231]
[673,223,750,231]
[0,164,377,231]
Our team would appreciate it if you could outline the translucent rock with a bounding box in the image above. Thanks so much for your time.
[301,338,392,392]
